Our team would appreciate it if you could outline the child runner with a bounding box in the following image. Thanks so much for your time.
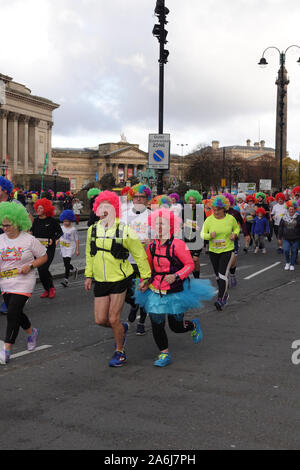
[0,202,48,365]
[251,208,270,254]
[135,207,214,367]
[59,210,80,287]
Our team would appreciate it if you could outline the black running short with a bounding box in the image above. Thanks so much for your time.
[94,276,133,297]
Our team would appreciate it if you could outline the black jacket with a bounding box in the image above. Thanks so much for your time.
[278,214,300,241]
[31,217,63,247]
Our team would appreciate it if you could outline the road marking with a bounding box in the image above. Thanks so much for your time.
[10,345,53,359]
[243,262,281,280]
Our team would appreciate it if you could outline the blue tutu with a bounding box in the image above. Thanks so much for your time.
[134,278,215,317]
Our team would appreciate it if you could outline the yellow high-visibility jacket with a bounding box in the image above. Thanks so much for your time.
[85,219,151,282]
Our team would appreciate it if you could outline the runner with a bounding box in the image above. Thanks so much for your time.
[271,192,287,254]
[278,200,300,271]
[169,192,183,217]
[135,207,214,367]
[122,183,152,335]
[251,207,270,254]
[0,202,48,365]
[31,198,63,299]
[84,190,151,367]
[201,195,240,311]
[58,210,80,287]
[244,195,256,252]
[183,189,203,279]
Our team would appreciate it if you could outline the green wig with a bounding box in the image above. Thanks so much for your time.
[184,189,202,204]
[0,202,32,231]
[255,192,266,201]
[87,188,101,199]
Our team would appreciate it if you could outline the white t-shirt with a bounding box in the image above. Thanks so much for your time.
[271,203,287,226]
[170,204,182,218]
[121,206,150,264]
[59,225,78,258]
[0,232,46,294]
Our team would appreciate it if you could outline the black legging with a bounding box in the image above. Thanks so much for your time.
[150,314,194,351]
[125,265,147,324]
[38,247,55,291]
[3,293,30,344]
[63,257,74,279]
[209,250,235,300]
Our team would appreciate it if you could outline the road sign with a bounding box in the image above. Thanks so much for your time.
[148,133,170,170]
[238,182,256,193]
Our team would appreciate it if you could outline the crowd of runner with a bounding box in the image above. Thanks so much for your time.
[0,176,300,368]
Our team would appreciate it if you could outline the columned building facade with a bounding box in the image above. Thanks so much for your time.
[0,73,59,180]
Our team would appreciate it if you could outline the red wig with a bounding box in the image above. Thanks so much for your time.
[120,186,131,197]
[275,192,285,201]
[267,196,275,203]
[148,208,181,237]
[256,207,266,216]
[34,198,55,217]
[245,195,255,203]
[93,190,121,218]
[292,186,300,195]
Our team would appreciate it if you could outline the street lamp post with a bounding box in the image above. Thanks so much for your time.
[176,143,188,181]
[0,160,8,177]
[258,45,300,191]
[52,168,59,200]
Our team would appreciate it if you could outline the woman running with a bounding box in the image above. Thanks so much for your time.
[201,195,240,311]
[0,202,48,365]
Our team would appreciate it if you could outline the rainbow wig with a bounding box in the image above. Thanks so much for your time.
[87,188,101,199]
[128,183,152,201]
[148,208,182,237]
[0,202,32,231]
[59,210,75,222]
[223,192,235,207]
[169,192,180,202]
[211,195,230,211]
[0,177,13,195]
[150,194,172,208]
[93,190,121,218]
[34,198,55,217]
[275,192,285,201]
[255,192,266,201]
[184,189,202,204]
[285,200,298,209]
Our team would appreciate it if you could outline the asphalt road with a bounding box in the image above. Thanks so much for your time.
[0,237,300,450]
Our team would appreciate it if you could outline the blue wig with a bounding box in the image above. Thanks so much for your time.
[0,177,13,194]
[59,210,75,222]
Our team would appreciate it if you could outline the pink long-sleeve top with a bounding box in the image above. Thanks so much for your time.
[146,238,194,292]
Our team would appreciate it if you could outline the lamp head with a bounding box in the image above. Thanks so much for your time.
[258,57,268,68]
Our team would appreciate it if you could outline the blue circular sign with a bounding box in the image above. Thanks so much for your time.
[153,150,165,162]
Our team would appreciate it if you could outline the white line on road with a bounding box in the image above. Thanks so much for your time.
[243,262,281,280]
[11,345,53,359]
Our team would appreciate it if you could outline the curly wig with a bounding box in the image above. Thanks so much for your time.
[285,200,298,209]
[237,192,246,201]
[93,190,121,218]
[128,183,152,201]
[120,186,131,197]
[255,192,266,201]
[0,177,13,195]
[211,195,230,211]
[87,188,101,199]
[184,189,202,204]
[275,192,285,201]
[150,194,172,208]
[245,195,255,203]
[34,198,55,217]
[256,207,266,216]
[169,192,180,202]
[0,202,32,231]
[266,196,275,203]
[148,208,182,237]
[223,192,235,207]
[59,210,75,222]
[292,186,300,196]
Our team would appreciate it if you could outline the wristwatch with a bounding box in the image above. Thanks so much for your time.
[174,273,180,280]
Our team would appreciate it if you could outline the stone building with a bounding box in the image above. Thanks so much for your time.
[0,73,59,180]
[204,139,277,161]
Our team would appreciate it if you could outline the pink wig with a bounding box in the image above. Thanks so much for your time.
[93,191,121,218]
[148,208,182,237]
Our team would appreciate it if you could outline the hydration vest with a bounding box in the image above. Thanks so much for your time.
[90,222,129,260]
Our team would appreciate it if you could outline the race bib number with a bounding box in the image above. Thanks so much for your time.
[60,241,70,247]
[186,219,197,229]
[246,215,254,222]
[38,238,49,246]
[211,239,226,249]
[149,284,167,295]
[0,268,19,279]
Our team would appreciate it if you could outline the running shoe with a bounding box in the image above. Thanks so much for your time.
[214,298,223,311]
[229,274,237,288]
[222,293,229,306]
[254,247,259,254]
[290,265,295,271]
[115,322,129,350]
[27,328,39,352]
[154,352,172,367]
[40,290,49,298]
[48,287,56,299]
[0,301,7,315]
[128,305,139,323]
[136,323,146,336]
[73,268,78,280]
[0,349,10,365]
[61,279,69,287]
[262,248,266,254]
[191,318,203,344]
[284,263,290,270]
[109,350,127,367]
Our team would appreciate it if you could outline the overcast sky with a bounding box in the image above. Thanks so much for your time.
[2,0,300,159]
